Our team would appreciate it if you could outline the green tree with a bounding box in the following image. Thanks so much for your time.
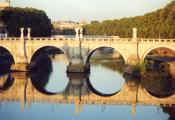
[0,7,52,37]
[84,0,175,38]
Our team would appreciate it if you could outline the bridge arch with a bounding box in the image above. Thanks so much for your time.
[0,46,15,71]
[30,46,68,63]
[85,46,126,64]
[141,45,175,61]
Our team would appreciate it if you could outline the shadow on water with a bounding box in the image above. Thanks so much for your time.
[162,106,175,120]
[28,54,53,74]
[0,73,14,92]
[28,54,91,97]
[28,54,55,95]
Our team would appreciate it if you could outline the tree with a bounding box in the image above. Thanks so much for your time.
[83,1,175,38]
[0,7,52,37]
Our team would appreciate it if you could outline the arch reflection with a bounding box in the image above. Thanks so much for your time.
[141,60,175,98]
[29,55,69,95]
[64,73,90,98]
[86,47,126,96]
[162,106,175,120]
[0,73,14,92]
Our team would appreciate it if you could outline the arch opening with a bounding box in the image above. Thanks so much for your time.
[29,46,68,72]
[30,46,66,62]
[86,47,126,96]
[0,47,15,73]
[86,47,126,73]
[142,47,175,98]
[86,47,125,64]
[29,46,69,95]
[143,47,175,61]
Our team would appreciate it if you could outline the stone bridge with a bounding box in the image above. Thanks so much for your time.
[0,28,175,67]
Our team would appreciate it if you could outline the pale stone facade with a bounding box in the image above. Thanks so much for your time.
[0,28,175,66]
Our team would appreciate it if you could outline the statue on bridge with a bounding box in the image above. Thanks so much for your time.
[75,27,83,39]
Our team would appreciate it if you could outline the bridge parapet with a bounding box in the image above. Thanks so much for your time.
[1,35,175,66]
[138,38,175,43]
[0,37,20,41]
[23,37,134,42]
[29,37,77,41]
[80,38,133,42]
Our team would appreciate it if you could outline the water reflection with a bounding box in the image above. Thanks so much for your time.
[162,106,175,120]
[29,55,69,95]
[0,48,175,120]
[88,47,125,96]
[89,65,125,96]
[142,60,175,98]
[65,73,90,98]
[0,73,14,92]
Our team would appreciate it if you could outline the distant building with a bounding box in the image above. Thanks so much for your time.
[52,20,88,30]
[52,20,88,35]
[52,20,79,30]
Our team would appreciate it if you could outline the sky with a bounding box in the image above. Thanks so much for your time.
[8,0,171,22]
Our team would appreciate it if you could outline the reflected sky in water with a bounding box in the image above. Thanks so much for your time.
[45,61,69,93]
[0,102,169,120]
[90,65,125,94]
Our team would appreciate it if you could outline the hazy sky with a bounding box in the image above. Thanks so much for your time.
[10,0,170,21]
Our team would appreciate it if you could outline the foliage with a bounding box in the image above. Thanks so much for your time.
[84,1,175,38]
[0,7,52,37]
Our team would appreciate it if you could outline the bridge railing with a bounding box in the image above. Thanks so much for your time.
[0,37,20,41]
[1,37,175,43]
[80,37,133,42]
[25,37,133,42]
[26,37,77,41]
[138,38,175,43]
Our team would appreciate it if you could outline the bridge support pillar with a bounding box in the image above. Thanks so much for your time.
[125,27,139,65]
[14,28,28,68]
[67,63,90,73]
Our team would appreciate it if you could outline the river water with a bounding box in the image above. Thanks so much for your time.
[0,49,174,120]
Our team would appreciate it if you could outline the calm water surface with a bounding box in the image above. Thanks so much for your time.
[0,52,174,120]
